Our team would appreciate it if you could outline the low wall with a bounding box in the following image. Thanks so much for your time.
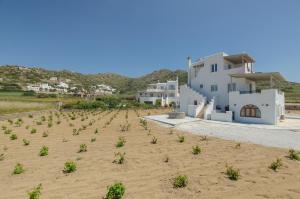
[211,110,233,122]
[286,104,300,110]
[168,112,185,119]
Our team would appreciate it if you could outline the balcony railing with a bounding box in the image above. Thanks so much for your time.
[239,90,261,94]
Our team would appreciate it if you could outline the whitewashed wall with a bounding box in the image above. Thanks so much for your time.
[211,110,233,122]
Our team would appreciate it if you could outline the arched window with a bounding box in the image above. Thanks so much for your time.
[240,104,261,118]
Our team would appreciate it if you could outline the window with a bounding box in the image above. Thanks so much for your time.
[211,85,218,92]
[168,85,175,90]
[200,84,203,89]
[211,64,218,72]
[240,104,261,118]
[227,83,236,92]
[194,100,197,105]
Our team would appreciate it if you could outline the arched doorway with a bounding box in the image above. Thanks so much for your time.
[240,104,261,118]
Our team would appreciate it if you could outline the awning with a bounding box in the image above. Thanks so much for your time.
[224,53,255,64]
[230,72,286,82]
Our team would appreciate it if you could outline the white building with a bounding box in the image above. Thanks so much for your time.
[180,52,285,125]
[27,83,53,92]
[93,84,116,95]
[137,78,180,106]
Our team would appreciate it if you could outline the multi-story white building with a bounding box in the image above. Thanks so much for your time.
[137,78,180,106]
[180,52,285,125]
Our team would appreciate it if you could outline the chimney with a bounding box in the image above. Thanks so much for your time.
[187,56,192,87]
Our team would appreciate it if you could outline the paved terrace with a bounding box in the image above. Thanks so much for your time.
[145,115,300,150]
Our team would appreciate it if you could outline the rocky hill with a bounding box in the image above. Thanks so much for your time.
[0,65,187,94]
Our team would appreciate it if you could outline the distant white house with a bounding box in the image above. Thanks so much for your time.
[137,78,180,106]
[58,82,69,89]
[49,77,58,82]
[180,52,285,125]
[27,83,53,92]
[93,84,116,96]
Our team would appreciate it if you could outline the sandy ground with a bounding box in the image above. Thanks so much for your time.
[1,109,300,199]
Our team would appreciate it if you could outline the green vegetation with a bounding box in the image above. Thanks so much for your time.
[113,152,125,164]
[116,137,126,148]
[23,139,30,146]
[151,136,158,144]
[78,144,87,153]
[178,135,185,143]
[269,158,283,171]
[63,161,77,173]
[226,166,240,180]
[288,149,300,161]
[39,146,49,156]
[106,182,125,199]
[13,163,24,175]
[28,184,42,199]
[10,133,18,140]
[192,145,201,155]
[173,175,188,188]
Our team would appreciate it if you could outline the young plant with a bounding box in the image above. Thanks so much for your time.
[226,166,240,180]
[0,153,4,161]
[235,143,241,149]
[47,122,53,128]
[13,163,24,175]
[173,175,188,188]
[36,121,42,125]
[78,144,87,153]
[28,114,33,118]
[42,131,48,137]
[116,137,126,148]
[63,161,77,173]
[4,129,12,134]
[288,149,300,161]
[31,128,37,134]
[113,152,125,164]
[163,155,169,163]
[28,184,42,199]
[192,145,201,155]
[94,128,99,134]
[39,146,49,156]
[178,135,185,143]
[10,134,18,140]
[91,137,96,142]
[120,123,130,132]
[269,158,283,171]
[23,139,30,146]
[151,136,158,144]
[106,182,125,199]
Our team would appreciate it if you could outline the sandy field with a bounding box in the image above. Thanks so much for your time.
[1,108,300,199]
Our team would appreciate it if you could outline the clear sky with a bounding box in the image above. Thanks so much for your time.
[0,0,299,82]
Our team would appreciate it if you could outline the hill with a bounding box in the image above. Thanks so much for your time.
[0,65,299,102]
[0,65,187,94]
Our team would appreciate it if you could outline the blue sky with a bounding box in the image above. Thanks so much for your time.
[0,0,299,82]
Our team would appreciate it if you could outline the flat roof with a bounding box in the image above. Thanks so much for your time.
[224,53,255,64]
[230,72,286,82]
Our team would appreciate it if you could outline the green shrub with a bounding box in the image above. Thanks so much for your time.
[113,152,125,164]
[226,166,240,180]
[13,163,24,175]
[116,137,126,148]
[4,129,12,134]
[173,175,188,188]
[269,158,283,171]
[39,146,49,156]
[10,134,18,140]
[78,144,87,153]
[178,135,185,143]
[31,128,37,134]
[106,182,125,199]
[23,139,30,146]
[0,153,4,161]
[42,131,48,137]
[63,161,77,173]
[28,114,34,118]
[288,149,300,161]
[28,184,42,199]
[151,136,157,144]
[192,145,201,155]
